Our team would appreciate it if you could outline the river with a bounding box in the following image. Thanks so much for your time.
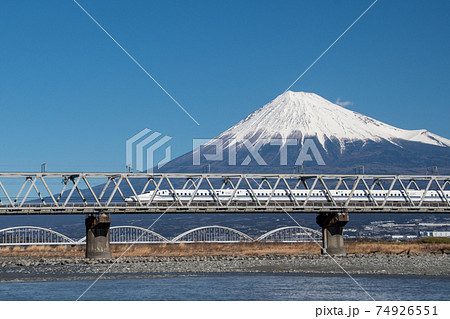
[0,273,448,301]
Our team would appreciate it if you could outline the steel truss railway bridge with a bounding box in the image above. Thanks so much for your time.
[0,172,448,214]
[0,172,449,257]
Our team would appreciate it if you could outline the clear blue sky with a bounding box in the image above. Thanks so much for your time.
[1,0,449,172]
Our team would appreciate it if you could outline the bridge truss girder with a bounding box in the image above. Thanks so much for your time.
[0,172,449,215]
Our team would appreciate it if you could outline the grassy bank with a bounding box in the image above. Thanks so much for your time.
[0,240,448,258]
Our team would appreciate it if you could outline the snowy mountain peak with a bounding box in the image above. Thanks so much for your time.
[216,91,450,150]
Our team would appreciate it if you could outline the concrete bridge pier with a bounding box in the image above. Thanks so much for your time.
[85,213,112,259]
[316,212,349,256]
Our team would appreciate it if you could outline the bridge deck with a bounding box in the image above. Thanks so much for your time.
[1,203,449,215]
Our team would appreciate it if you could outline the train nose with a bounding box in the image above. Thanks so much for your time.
[125,197,136,202]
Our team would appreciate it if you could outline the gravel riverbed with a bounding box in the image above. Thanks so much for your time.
[0,254,448,282]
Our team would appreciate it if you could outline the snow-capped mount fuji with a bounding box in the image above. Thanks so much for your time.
[215,91,450,151]
[159,91,450,174]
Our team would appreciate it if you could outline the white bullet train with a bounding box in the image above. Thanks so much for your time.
[125,189,450,203]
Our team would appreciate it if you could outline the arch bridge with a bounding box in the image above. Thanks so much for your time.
[0,226,76,245]
[77,226,170,244]
[0,225,322,245]
[172,225,253,243]
[257,226,322,242]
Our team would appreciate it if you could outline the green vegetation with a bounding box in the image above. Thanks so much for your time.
[414,237,450,244]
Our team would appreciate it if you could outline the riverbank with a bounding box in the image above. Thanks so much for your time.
[0,241,449,258]
[0,253,448,282]
[0,241,448,282]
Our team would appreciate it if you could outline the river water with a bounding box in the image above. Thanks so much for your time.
[0,273,448,301]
